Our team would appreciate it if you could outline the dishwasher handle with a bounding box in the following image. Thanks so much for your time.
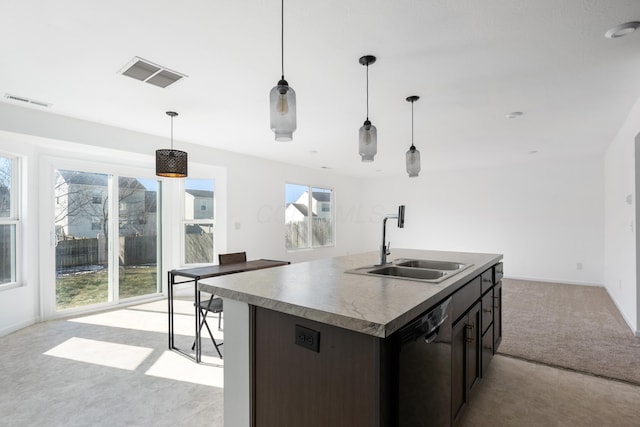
[424,326,440,344]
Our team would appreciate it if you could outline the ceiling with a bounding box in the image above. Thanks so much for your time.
[2,0,640,177]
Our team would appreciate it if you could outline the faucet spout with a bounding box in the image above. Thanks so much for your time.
[378,205,405,266]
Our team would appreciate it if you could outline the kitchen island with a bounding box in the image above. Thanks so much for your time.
[199,249,503,426]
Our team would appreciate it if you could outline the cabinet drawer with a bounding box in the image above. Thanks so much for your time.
[482,324,494,376]
[480,269,493,294]
[452,276,481,322]
[481,290,493,334]
[494,262,504,283]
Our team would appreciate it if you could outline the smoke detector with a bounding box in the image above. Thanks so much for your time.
[119,57,187,88]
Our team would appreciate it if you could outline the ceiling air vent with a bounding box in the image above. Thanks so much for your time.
[119,57,187,88]
[4,93,52,108]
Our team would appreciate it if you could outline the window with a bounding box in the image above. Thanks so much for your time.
[285,183,334,250]
[184,179,215,264]
[0,154,18,287]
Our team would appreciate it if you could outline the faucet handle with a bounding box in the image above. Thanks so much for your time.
[386,241,391,255]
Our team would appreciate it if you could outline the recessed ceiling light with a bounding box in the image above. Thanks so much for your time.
[309,150,318,155]
[321,166,332,169]
[505,111,524,119]
[528,150,538,155]
[605,22,640,39]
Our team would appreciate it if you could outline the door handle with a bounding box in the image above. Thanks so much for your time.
[465,324,474,343]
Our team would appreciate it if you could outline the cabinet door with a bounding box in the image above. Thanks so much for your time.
[451,318,467,422]
[467,301,482,393]
[481,289,493,335]
[482,324,494,376]
[451,300,482,422]
[493,281,503,352]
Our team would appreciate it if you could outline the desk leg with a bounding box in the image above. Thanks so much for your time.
[168,271,174,350]
[195,279,201,363]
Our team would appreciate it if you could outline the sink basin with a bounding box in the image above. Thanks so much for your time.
[394,259,467,271]
[345,258,472,283]
[368,266,446,281]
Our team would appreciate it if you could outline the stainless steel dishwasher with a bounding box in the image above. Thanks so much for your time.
[392,297,453,427]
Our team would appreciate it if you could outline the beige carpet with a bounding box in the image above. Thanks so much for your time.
[498,278,640,385]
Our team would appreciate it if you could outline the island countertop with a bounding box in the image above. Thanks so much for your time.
[198,249,502,338]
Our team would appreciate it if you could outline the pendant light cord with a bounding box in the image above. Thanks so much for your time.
[281,0,284,80]
[411,100,414,147]
[170,115,174,150]
[366,64,369,120]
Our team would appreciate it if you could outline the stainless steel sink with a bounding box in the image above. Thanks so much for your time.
[394,259,466,271]
[345,258,471,283]
[368,266,446,280]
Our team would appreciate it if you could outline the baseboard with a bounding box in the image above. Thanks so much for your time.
[0,318,36,338]
[504,275,603,287]
[603,286,638,336]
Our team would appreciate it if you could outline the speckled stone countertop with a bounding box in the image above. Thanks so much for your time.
[198,249,502,338]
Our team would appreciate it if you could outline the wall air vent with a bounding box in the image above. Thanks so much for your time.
[4,93,52,108]
[119,57,187,88]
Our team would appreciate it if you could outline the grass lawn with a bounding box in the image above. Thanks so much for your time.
[56,265,159,310]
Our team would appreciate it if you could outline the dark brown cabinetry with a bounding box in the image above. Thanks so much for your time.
[250,262,503,427]
[252,306,390,427]
[493,280,502,351]
[452,300,481,422]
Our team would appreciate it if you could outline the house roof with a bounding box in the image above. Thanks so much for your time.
[186,189,214,199]
[312,192,331,203]
[57,170,146,190]
[287,203,317,218]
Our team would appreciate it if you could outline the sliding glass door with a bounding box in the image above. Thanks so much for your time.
[54,169,160,311]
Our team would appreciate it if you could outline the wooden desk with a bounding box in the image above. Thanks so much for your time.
[168,259,290,363]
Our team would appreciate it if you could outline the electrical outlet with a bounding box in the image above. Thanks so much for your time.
[295,324,320,352]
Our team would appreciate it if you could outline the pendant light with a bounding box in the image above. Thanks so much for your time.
[358,55,377,162]
[269,0,296,141]
[156,111,188,178]
[405,96,421,178]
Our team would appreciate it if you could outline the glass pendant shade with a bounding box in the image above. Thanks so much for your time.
[406,145,421,177]
[270,79,297,141]
[156,149,188,177]
[359,120,377,162]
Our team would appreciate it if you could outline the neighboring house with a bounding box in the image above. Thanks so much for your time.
[55,171,149,238]
[285,191,331,223]
[185,189,214,221]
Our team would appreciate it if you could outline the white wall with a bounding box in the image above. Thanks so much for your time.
[604,98,640,334]
[0,102,367,335]
[0,133,39,335]
[360,153,605,286]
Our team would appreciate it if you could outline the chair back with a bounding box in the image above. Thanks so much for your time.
[219,251,247,265]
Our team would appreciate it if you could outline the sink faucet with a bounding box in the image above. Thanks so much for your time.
[378,205,405,265]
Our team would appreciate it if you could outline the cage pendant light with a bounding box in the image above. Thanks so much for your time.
[269,0,296,141]
[156,111,188,178]
[358,55,377,162]
[405,96,421,178]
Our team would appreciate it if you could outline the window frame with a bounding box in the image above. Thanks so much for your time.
[0,152,20,290]
[285,182,335,251]
[181,178,216,266]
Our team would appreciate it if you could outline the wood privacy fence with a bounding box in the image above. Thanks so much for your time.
[185,233,213,264]
[56,236,158,269]
[286,218,332,249]
[0,225,12,283]
[56,238,104,269]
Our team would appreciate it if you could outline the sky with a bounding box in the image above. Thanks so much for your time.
[137,178,214,192]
